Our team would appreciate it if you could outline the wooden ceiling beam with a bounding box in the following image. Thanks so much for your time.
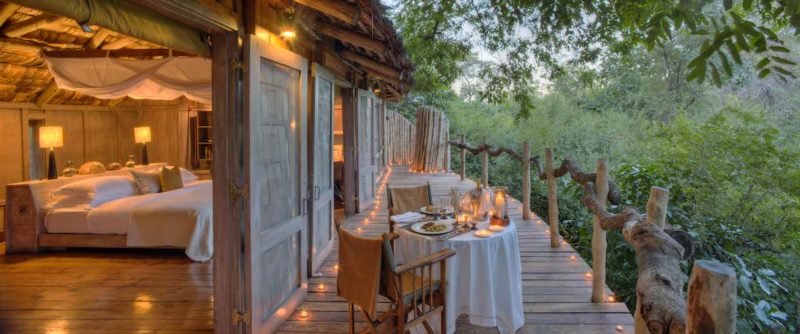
[294,0,359,25]
[101,36,135,50]
[317,21,386,55]
[86,28,112,50]
[34,80,59,108]
[0,3,20,28]
[3,15,69,38]
[0,38,41,55]
[43,49,196,58]
[340,50,403,80]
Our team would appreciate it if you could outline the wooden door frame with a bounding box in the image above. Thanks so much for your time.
[307,63,336,275]
[342,87,357,215]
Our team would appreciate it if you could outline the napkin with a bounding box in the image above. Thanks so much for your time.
[390,211,425,223]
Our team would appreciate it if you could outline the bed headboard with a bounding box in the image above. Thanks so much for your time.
[4,163,166,253]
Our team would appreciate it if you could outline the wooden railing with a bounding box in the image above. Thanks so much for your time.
[449,138,737,333]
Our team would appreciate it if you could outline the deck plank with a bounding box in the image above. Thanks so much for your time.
[281,165,633,333]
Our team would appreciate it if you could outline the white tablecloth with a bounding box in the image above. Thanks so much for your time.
[396,219,524,334]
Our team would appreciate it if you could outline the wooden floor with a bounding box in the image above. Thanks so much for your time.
[0,165,633,334]
[0,246,213,334]
[278,165,634,333]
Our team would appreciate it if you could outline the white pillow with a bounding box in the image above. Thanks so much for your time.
[48,176,137,210]
[130,170,161,194]
[179,167,199,184]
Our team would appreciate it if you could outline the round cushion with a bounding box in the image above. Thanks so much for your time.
[78,161,107,175]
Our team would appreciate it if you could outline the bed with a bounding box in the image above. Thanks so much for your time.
[4,164,213,261]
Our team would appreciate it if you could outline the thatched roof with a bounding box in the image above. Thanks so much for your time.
[0,0,414,105]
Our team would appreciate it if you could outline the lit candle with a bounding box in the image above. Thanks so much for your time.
[585,272,592,279]
[317,284,325,291]
[299,310,309,319]
[570,255,576,260]
[616,325,624,332]
[333,264,339,271]
[608,295,616,302]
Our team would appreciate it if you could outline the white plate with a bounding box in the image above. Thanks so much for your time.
[420,205,454,215]
[411,220,455,235]
[474,230,494,238]
[488,225,506,232]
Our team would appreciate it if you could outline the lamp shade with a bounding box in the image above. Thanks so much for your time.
[39,126,63,148]
[134,126,151,143]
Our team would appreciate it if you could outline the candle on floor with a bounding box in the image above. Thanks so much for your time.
[608,295,616,302]
[333,264,339,271]
[317,284,325,291]
[300,310,309,319]
[570,255,576,260]
[585,272,592,279]
[616,325,624,332]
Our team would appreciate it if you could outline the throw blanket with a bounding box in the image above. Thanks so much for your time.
[87,181,213,261]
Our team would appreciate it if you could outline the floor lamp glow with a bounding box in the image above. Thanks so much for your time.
[39,126,63,180]
[134,126,151,165]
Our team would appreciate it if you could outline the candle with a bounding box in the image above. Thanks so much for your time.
[300,310,309,319]
[493,191,506,218]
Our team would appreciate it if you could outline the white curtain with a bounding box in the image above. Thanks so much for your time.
[44,56,212,103]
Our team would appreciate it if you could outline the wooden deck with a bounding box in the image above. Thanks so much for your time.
[0,165,633,333]
[0,247,214,334]
[278,165,634,333]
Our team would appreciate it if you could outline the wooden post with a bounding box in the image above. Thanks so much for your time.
[521,140,531,219]
[635,186,670,331]
[459,134,465,180]
[687,260,737,334]
[591,159,609,303]
[482,136,489,187]
[544,148,559,248]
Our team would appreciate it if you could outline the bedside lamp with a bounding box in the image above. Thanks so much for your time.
[39,126,63,180]
[134,126,151,165]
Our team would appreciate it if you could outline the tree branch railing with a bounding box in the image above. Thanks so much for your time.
[448,138,737,332]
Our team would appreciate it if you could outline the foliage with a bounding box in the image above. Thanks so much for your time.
[439,44,800,332]
[389,0,800,119]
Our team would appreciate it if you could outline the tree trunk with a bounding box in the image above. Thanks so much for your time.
[545,148,559,248]
[521,140,531,220]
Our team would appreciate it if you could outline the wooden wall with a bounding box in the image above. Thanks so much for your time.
[0,99,195,204]
[385,110,415,164]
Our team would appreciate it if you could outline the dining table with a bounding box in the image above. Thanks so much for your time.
[393,216,525,334]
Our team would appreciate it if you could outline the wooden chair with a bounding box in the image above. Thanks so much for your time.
[342,232,455,334]
[387,182,432,232]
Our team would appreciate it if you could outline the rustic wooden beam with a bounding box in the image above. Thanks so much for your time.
[545,148,560,248]
[522,140,531,219]
[481,137,489,187]
[107,97,127,108]
[3,15,68,37]
[459,135,466,180]
[318,22,386,55]
[0,3,20,28]
[86,28,112,50]
[34,80,59,108]
[591,159,609,303]
[43,49,196,58]
[294,0,358,25]
[0,38,41,55]
[340,50,401,79]
[101,36,136,50]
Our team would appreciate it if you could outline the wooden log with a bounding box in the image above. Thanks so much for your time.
[481,137,489,187]
[687,260,737,334]
[459,134,465,180]
[522,140,531,219]
[0,3,21,28]
[591,159,609,303]
[34,80,59,108]
[294,0,358,25]
[582,184,695,334]
[545,148,560,248]
[3,15,67,38]
[340,50,403,82]
[86,28,112,50]
[647,187,669,228]
[101,36,136,50]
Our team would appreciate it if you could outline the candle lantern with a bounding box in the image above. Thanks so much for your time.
[459,183,493,219]
[493,186,509,220]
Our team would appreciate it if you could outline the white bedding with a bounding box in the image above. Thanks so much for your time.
[45,180,213,261]
[45,209,90,234]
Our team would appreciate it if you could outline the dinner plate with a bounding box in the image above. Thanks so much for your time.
[419,205,454,215]
[411,220,455,235]
[488,225,506,232]
[474,229,494,238]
